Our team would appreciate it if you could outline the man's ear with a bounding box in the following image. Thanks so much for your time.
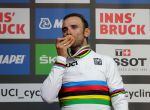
[84,28,91,38]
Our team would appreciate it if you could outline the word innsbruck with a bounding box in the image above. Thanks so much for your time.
[100,13,145,35]
[0,12,25,34]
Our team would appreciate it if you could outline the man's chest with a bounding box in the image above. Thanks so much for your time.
[63,58,106,83]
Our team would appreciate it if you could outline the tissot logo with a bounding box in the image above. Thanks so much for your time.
[39,18,62,30]
[115,49,131,56]
[114,58,147,66]
[96,44,150,75]
[114,49,147,66]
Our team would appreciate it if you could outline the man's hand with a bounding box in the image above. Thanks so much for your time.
[56,35,75,58]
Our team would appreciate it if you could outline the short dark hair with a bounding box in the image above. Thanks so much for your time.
[63,13,89,29]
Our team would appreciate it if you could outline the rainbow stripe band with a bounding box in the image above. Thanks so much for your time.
[60,98,111,106]
[62,80,108,87]
[55,61,66,68]
[60,85,109,93]
[75,49,91,58]
[60,95,110,100]
[58,80,111,106]
[111,89,126,97]
[68,45,91,58]
[59,90,110,98]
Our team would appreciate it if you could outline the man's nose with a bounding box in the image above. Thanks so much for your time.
[66,29,72,35]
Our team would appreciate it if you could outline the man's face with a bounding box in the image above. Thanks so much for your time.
[62,16,86,48]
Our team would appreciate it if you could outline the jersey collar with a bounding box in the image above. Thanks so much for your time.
[67,45,91,59]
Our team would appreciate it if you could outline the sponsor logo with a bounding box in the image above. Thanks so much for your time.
[93,58,102,65]
[0,12,25,34]
[96,0,150,4]
[35,0,90,3]
[35,8,90,39]
[39,55,56,64]
[100,13,145,35]
[96,44,150,75]
[2,83,150,102]
[96,9,150,39]
[0,84,42,102]
[125,84,150,102]
[115,49,131,56]
[1,83,150,102]
[0,55,26,64]
[66,61,78,67]
[114,49,147,67]
[39,18,62,30]
[0,44,30,75]
[0,8,30,39]
[35,44,57,75]
[128,89,150,100]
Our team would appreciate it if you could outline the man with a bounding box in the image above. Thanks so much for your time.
[41,13,128,110]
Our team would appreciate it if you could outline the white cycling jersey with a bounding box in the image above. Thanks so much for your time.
[41,45,128,110]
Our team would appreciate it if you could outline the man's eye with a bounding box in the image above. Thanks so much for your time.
[71,25,78,29]
[62,27,67,32]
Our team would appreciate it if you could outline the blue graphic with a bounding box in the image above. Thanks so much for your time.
[0,44,30,75]
[96,0,150,4]
[0,0,30,3]
[35,8,90,39]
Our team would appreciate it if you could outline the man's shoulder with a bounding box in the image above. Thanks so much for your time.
[91,50,113,61]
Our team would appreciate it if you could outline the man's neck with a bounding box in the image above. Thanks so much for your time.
[70,44,88,55]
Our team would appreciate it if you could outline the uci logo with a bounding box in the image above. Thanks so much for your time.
[66,61,78,67]
[39,18,63,29]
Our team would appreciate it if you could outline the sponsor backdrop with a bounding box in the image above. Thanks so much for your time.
[0,8,30,39]
[0,0,150,110]
[35,44,57,75]
[35,8,90,39]
[96,0,150,4]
